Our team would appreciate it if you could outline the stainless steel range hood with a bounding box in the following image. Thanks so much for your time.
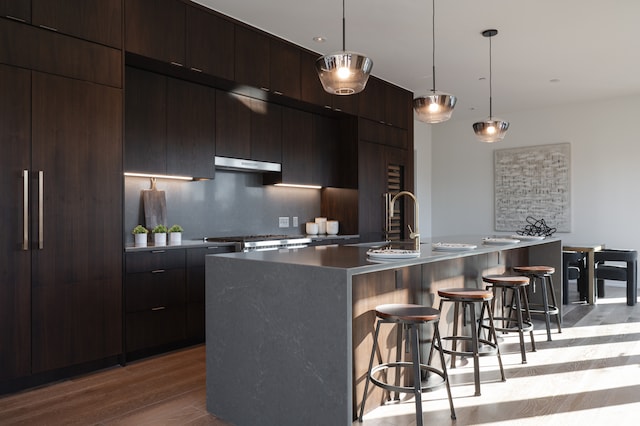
[214,156,281,173]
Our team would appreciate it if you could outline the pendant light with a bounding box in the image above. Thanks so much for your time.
[413,0,456,123]
[315,0,373,95]
[473,29,509,143]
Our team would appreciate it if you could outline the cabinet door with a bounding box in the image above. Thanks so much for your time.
[234,25,270,90]
[0,0,30,22]
[358,76,386,123]
[125,0,185,65]
[314,114,339,187]
[215,90,251,159]
[269,39,300,99]
[32,0,122,48]
[0,65,31,381]
[384,83,412,129]
[250,99,282,163]
[186,5,234,79]
[167,78,216,178]
[30,72,123,373]
[300,50,333,109]
[281,108,318,185]
[124,67,167,174]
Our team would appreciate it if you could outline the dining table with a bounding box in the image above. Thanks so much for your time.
[562,243,604,305]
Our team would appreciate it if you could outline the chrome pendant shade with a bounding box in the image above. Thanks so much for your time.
[473,29,509,143]
[316,0,372,95]
[413,0,456,123]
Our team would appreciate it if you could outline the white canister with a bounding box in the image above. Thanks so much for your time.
[315,217,327,234]
[134,233,147,247]
[306,222,319,235]
[154,232,167,246]
[326,220,339,235]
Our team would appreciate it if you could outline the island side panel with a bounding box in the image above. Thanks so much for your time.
[206,255,352,426]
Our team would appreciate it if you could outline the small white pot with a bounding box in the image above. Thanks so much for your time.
[169,232,182,245]
[134,233,148,247]
[154,232,167,246]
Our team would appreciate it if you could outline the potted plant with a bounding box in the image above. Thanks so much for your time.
[152,224,168,246]
[168,224,183,245]
[132,225,149,247]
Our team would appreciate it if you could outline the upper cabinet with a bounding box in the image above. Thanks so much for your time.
[234,26,301,99]
[125,67,216,179]
[0,0,30,22]
[186,5,234,80]
[125,0,186,66]
[32,0,122,48]
[359,76,412,129]
[215,91,282,163]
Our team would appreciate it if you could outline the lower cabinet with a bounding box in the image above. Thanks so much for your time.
[124,245,233,360]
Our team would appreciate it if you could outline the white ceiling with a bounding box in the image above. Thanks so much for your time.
[193,0,640,120]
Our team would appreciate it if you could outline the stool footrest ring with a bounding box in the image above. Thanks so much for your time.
[483,317,534,334]
[527,304,559,316]
[370,362,446,395]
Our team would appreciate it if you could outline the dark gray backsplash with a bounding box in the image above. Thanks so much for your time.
[124,171,321,244]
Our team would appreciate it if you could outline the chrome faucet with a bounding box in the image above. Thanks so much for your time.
[389,191,420,251]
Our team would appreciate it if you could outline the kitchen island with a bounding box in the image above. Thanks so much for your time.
[205,235,561,425]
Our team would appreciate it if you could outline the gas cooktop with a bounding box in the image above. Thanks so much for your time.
[204,234,306,242]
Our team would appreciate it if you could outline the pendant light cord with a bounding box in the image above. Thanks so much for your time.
[342,0,346,51]
[488,33,493,119]
[431,0,436,92]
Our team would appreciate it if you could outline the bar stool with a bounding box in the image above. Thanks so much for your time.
[359,304,456,425]
[434,288,505,396]
[513,265,561,341]
[482,274,536,364]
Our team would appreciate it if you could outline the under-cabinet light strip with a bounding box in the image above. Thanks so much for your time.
[124,172,194,181]
[274,183,322,190]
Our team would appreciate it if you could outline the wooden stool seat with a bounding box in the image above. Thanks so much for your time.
[513,265,555,275]
[513,265,561,341]
[434,288,505,396]
[482,274,536,363]
[375,304,440,323]
[359,304,456,425]
[437,288,494,300]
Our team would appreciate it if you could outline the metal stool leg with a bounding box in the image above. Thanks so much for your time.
[468,302,481,396]
[547,275,562,333]
[538,275,553,341]
[521,287,537,352]
[409,323,423,426]
[433,323,456,420]
[359,320,382,422]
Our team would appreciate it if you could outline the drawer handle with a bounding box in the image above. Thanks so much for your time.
[151,269,165,274]
[151,250,166,254]
[151,306,166,311]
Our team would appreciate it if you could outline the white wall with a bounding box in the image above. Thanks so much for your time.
[416,94,640,250]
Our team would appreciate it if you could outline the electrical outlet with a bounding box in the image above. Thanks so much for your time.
[279,216,289,228]
[292,216,298,227]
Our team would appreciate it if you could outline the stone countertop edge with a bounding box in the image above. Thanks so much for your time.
[124,240,237,252]
[209,235,561,275]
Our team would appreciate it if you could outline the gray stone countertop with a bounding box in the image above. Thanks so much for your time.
[211,234,560,275]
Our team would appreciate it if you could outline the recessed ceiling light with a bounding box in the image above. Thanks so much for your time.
[313,36,326,43]
[550,78,560,83]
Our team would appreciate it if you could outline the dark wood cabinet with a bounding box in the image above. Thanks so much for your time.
[0,65,31,382]
[215,90,251,159]
[125,67,216,179]
[359,77,412,129]
[269,38,301,98]
[124,249,186,357]
[357,140,410,242]
[359,118,408,150]
[215,91,282,163]
[29,71,123,373]
[32,0,122,48]
[0,0,30,22]
[250,99,282,163]
[280,108,319,185]
[186,5,234,79]
[125,0,185,66]
[166,78,216,178]
[234,25,270,90]
[125,66,167,174]
[358,76,386,123]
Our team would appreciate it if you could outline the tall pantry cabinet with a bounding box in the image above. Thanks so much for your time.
[0,9,123,391]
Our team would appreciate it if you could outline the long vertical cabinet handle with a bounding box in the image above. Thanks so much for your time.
[38,170,44,249]
[22,170,29,250]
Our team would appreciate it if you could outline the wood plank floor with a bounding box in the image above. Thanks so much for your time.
[0,283,638,425]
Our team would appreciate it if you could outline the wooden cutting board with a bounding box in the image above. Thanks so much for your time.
[142,178,166,230]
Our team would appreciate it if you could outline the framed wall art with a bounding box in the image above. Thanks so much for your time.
[494,143,571,232]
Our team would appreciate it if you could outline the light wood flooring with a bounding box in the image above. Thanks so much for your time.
[0,283,638,426]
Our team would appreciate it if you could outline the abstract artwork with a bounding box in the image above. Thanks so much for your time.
[494,143,571,232]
